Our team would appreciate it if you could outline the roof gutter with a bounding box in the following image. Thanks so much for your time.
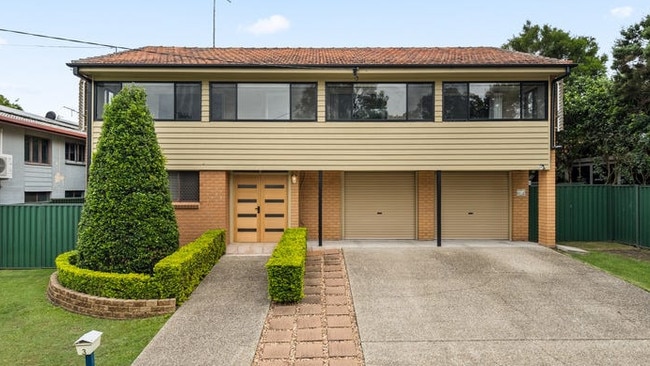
[68,62,575,70]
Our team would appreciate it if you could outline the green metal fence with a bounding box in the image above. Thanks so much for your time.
[529,184,650,247]
[0,204,82,268]
[639,186,650,247]
[556,185,611,242]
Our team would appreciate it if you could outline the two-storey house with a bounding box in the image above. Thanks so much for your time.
[68,47,573,247]
[0,105,86,204]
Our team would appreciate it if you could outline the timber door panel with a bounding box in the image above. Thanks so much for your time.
[234,175,260,242]
[234,174,288,243]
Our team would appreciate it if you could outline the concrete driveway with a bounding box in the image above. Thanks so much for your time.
[345,244,650,366]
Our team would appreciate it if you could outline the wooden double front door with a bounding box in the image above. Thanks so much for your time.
[234,174,288,243]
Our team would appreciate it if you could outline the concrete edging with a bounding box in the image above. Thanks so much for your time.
[47,272,176,319]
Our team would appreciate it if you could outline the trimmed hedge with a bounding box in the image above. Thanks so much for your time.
[266,228,308,303]
[55,229,226,304]
[55,251,160,299]
[155,229,226,304]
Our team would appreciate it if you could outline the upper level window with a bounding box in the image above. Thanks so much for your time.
[94,82,201,121]
[326,83,433,121]
[443,82,547,121]
[65,142,86,164]
[25,136,50,164]
[209,83,317,121]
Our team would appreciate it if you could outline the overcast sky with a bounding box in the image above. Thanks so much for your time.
[1,0,649,122]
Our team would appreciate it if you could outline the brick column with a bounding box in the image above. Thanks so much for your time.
[417,171,435,240]
[299,171,342,240]
[323,172,342,240]
[299,171,317,239]
[510,171,529,241]
[290,171,300,228]
[538,151,556,247]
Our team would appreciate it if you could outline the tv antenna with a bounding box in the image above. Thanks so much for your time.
[213,0,232,47]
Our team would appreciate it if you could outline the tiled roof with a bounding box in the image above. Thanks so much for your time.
[69,47,574,68]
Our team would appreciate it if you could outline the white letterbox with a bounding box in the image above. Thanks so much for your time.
[74,330,103,356]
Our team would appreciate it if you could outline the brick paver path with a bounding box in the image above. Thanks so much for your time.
[253,249,364,365]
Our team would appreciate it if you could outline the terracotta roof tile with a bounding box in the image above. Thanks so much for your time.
[69,46,574,68]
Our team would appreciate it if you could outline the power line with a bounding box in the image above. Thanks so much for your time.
[0,44,105,49]
[0,27,330,70]
[0,28,127,51]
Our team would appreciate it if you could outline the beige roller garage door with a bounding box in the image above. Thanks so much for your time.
[441,172,509,239]
[344,172,415,239]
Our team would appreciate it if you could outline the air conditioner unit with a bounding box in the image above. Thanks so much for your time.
[0,154,13,179]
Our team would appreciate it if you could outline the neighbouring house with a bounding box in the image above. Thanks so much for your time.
[0,105,86,204]
[562,157,619,185]
[68,47,574,247]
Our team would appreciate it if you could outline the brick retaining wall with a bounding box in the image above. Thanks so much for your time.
[47,273,176,319]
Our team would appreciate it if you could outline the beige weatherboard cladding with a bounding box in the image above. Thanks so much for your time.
[88,68,555,172]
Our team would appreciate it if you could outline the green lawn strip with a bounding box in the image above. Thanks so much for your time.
[0,269,168,366]
[570,252,650,292]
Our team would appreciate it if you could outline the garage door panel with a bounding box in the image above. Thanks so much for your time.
[442,172,509,239]
[345,172,415,239]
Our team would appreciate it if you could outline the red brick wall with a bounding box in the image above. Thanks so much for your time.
[510,171,529,241]
[290,172,300,228]
[299,171,342,240]
[538,151,556,247]
[47,273,175,319]
[175,171,229,246]
[418,171,435,239]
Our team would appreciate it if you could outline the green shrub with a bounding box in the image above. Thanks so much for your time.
[76,86,179,275]
[155,229,226,304]
[56,251,162,299]
[55,229,226,302]
[266,228,308,303]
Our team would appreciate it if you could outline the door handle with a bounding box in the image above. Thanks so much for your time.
[256,206,260,214]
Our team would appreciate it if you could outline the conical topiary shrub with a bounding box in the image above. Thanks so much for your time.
[76,86,179,274]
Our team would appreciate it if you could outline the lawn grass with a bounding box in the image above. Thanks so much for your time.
[0,269,169,366]
[563,243,650,292]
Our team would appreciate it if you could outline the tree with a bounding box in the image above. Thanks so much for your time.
[76,86,179,274]
[0,94,22,110]
[557,74,620,183]
[611,14,650,115]
[503,20,608,78]
[611,14,650,184]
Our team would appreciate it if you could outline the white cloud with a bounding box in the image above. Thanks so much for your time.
[243,15,290,35]
[610,6,634,19]
[0,37,7,45]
